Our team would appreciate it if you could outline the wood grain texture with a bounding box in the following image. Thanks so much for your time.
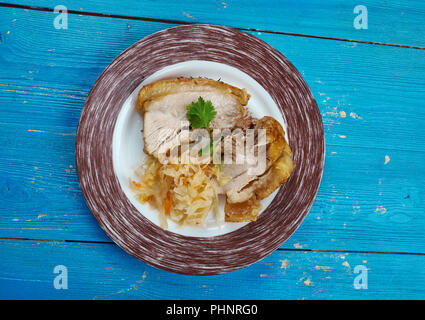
[0,3,425,297]
[1,118,425,253]
[1,0,425,47]
[1,8,424,152]
[0,8,424,254]
[1,239,424,299]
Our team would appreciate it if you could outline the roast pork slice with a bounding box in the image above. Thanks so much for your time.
[137,78,251,158]
[221,116,291,203]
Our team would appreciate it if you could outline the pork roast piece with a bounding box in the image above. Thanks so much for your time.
[223,117,294,222]
[136,77,251,158]
[221,116,293,204]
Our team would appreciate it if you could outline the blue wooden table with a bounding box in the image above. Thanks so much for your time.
[1,0,424,300]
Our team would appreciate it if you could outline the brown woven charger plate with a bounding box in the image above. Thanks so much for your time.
[75,24,325,275]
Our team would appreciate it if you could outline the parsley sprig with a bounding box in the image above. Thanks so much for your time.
[185,97,217,130]
[186,97,221,170]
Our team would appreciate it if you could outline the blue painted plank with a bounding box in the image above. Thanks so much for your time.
[1,121,425,253]
[1,0,424,47]
[0,8,425,253]
[1,239,424,299]
[0,8,424,152]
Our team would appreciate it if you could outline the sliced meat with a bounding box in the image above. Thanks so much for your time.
[137,78,251,158]
[223,171,258,203]
[255,116,287,164]
[254,149,294,200]
[224,196,262,222]
[220,126,267,202]
[223,150,293,222]
[220,116,292,203]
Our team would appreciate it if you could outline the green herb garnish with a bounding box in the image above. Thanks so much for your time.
[186,97,217,129]
[186,97,221,170]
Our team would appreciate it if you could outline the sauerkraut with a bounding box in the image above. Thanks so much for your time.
[130,156,229,229]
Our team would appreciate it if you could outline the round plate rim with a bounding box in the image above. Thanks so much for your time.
[75,24,325,275]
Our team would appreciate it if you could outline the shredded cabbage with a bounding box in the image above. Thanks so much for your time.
[130,156,228,229]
